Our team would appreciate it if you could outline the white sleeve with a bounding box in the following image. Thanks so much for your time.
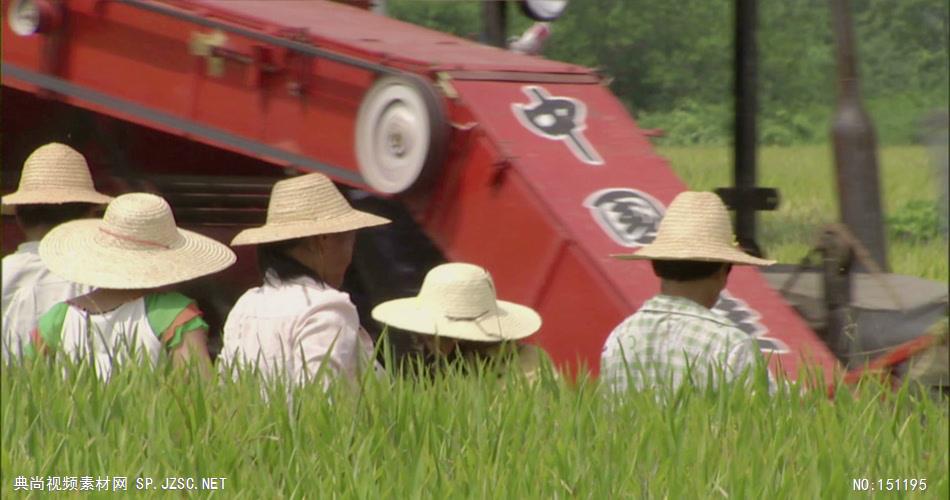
[290,296,370,390]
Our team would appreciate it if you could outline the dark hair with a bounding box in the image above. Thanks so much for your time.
[15,203,97,229]
[383,326,515,380]
[651,260,732,282]
[256,237,325,285]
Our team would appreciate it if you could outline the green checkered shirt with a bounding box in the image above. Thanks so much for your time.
[601,294,770,392]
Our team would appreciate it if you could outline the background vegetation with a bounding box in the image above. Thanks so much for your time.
[388,0,949,146]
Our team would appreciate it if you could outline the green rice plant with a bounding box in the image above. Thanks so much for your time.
[2,354,947,499]
[659,144,949,281]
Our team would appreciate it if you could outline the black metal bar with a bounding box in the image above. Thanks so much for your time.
[829,0,889,271]
[821,229,854,363]
[733,0,763,257]
[715,187,779,212]
[481,1,508,48]
[117,0,400,76]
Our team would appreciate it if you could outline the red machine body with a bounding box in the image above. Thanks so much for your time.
[1,0,838,380]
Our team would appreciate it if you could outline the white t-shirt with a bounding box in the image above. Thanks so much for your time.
[219,272,378,390]
[44,298,163,380]
[2,242,92,361]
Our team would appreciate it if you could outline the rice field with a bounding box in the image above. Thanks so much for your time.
[2,357,947,499]
[2,144,947,498]
[659,145,949,282]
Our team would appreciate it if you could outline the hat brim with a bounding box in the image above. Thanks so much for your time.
[231,210,391,246]
[611,243,775,266]
[40,219,236,289]
[372,297,542,342]
[2,189,113,207]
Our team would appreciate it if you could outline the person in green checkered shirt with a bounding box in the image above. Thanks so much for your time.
[600,191,776,393]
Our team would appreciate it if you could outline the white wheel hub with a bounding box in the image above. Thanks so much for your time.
[521,0,569,22]
[8,0,41,36]
[356,78,443,194]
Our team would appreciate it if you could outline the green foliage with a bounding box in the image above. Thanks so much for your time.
[887,199,943,242]
[387,1,482,39]
[638,100,732,146]
[3,355,948,498]
[388,0,948,146]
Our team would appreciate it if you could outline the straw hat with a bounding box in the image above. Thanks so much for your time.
[40,193,236,289]
[231,173,390,246]
[2,143,113,207]
[372,263,542,342]
[612,191,775,266]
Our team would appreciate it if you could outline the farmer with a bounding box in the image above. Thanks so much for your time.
[219,173,390,390]
[28,192,235,380]
[2,143,113,362]
[600,191,775,392]
[371,262,545,380]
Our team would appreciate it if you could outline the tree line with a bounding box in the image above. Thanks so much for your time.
[387,0,948,145]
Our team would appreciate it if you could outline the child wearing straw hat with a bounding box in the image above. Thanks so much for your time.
[26,192,236,380]
[219,173,391,390]
[600,191,776,393]
[371,263,545,380]
[2,143,114,362]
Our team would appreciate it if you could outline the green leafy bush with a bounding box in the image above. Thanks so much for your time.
[887,199,943,241]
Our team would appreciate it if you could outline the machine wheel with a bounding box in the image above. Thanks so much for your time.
[519,0,569,22]
[355,75,448,194]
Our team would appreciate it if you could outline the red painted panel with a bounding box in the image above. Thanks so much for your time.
[2,0,376,184]
[421,135,567,302]
[64,10,195,117]
[532,243,631,375]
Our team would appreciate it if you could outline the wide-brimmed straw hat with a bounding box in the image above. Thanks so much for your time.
[231,173,390,246]
[40,193,236,289]
[612,191,775,266]
[372,263,542,342]
[2,143,113,208]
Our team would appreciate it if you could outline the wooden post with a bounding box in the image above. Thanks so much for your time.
[482,1,508,48]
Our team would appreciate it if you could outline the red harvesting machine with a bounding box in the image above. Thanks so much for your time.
[2,0,839,381]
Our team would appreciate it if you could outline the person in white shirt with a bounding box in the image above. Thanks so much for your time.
[2,143,113,362]
[219,173,391,390]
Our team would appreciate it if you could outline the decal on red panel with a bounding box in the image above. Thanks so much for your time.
[713,291,790,354]
[587,187,787,354]
[512,85,604,165]
[584,188,665,247]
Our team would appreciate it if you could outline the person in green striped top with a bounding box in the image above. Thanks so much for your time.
[27,193,236,380]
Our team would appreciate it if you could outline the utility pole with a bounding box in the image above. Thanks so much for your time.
[732,0,762,257]
[829,0,888,271]
[716,0,777,257]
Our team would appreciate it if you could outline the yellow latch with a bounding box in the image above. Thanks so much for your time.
[189,30,227,77]
[435,72,458,99]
